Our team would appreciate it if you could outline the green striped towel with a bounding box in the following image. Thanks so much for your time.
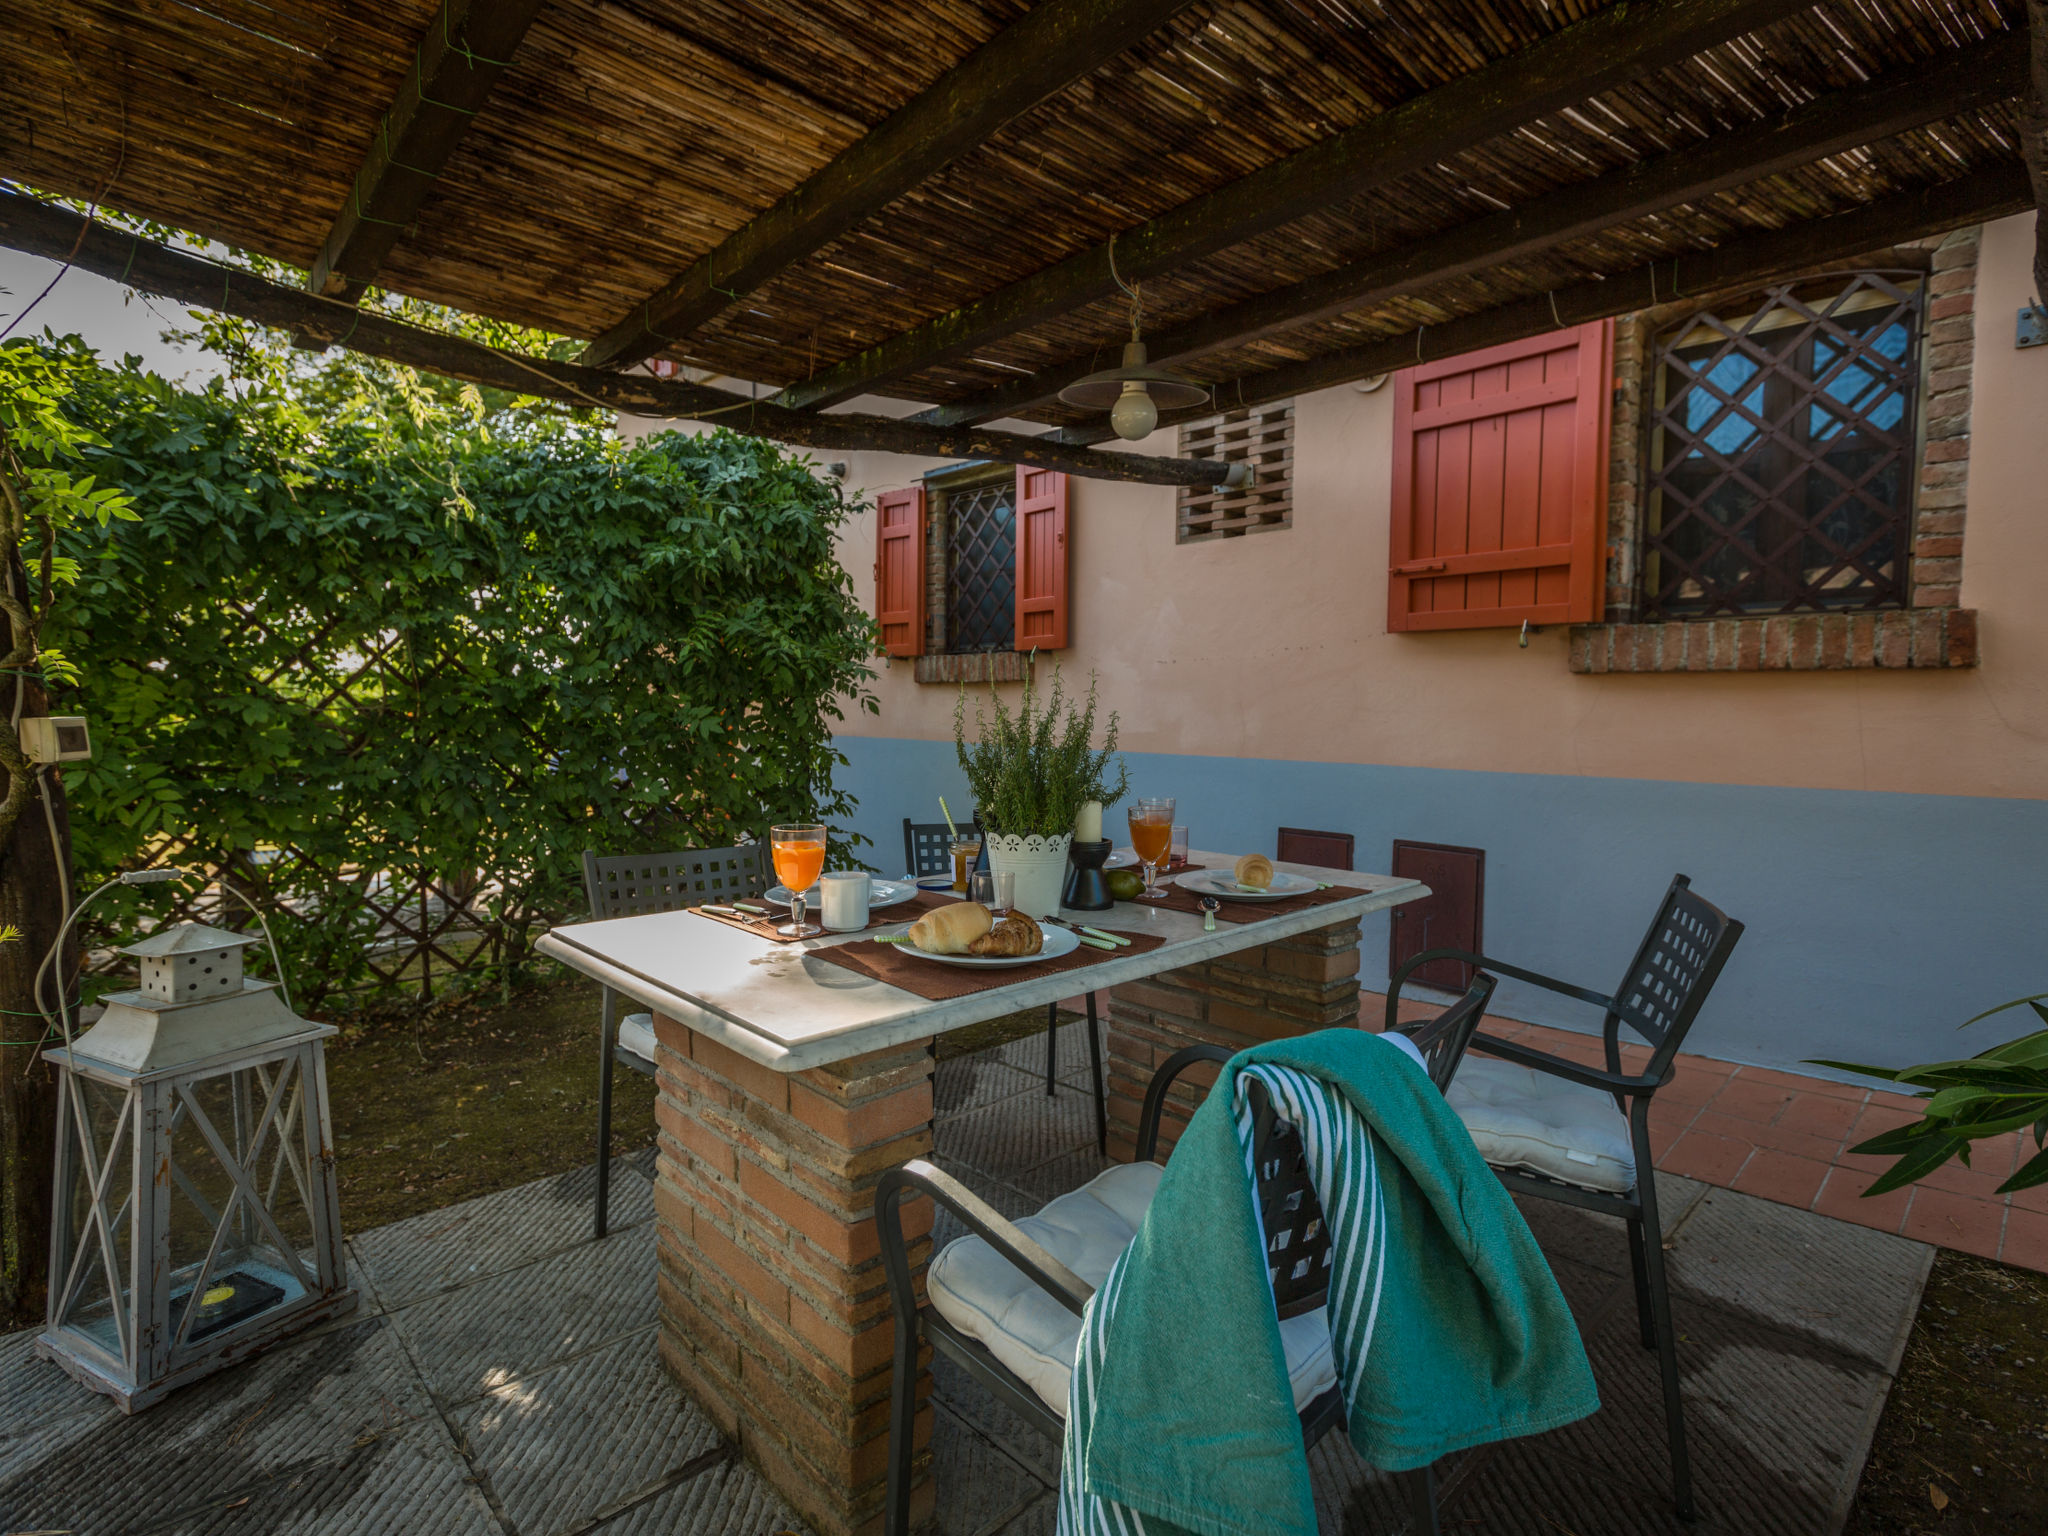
[1059,1029,1597,1536]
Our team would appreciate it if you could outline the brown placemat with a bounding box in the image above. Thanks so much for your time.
[690,889,956,943]
[813,923,1167,1001]
[1129,880,1374,924]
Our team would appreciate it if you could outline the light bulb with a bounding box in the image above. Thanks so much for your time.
[1109,381,1158,441]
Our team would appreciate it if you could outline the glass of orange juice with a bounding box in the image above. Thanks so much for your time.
[769,823,828,938]
[1127,797,1175,901]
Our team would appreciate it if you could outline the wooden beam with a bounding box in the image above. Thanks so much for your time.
[1050,162,2034,445]
[918,32,2028,428]
[578,0,1201,371]
[2026,0,2048,305]
[0,194,1231,489]
[773,0,1808,412]
[309,0,546,301]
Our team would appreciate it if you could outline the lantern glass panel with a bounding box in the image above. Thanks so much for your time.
[161,1064,316,1355]
[53,1074,138,1360]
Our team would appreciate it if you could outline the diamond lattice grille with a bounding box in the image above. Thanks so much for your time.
[946,482,1016,653]
[1644,272,1923,617]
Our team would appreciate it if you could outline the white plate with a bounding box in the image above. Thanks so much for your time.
[885,922,1080,968]
[1174,868,1320,902]
[1105,849,1138,869]
[765,878,918,908]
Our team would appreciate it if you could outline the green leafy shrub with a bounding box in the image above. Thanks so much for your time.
[1813,993,2048,1198]
[25,338,877,1001]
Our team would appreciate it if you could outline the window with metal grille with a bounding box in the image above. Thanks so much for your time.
[1177,401,1292,542]
[943,477,1016,651]
[1643,272,1923,618]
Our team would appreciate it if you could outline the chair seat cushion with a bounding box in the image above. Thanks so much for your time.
[926,1161,1338,1416]
[1446,1055,1636,1194]
[618,1012,657,1064]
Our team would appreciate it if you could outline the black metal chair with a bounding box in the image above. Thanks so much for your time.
[904,817,1107,1153]
[580,845,769,1238]
[876,976,1499,1536]
[1387,873,1743,1522]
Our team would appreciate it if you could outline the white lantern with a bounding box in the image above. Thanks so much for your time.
[39,921,355,1410]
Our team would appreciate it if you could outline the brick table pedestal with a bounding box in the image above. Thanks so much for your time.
[1106,917,1363,1159]
[650,1014,938,1536]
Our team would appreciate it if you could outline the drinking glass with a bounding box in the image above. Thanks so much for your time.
[1169,823,1190,869]
[1127,797,1175,901]
[971,869,1013,916]
[769,824,827,938]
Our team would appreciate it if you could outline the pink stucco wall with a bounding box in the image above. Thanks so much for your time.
[627,215,2047,802]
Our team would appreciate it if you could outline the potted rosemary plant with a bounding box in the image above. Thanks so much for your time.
[956,668,1129,918]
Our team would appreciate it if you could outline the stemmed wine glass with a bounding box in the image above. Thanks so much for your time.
[769,824,827,938]
[1127,797,1175,902]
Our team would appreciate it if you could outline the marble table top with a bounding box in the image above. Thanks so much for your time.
[535,851,1427,1072]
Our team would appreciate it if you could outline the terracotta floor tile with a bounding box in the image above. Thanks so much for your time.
[1812,1167,1909,1233]
[1654,1071,1732,1110]
[1846,1101,1922,1144]
[1775,1092,1866,1141]
[1658,1130,1752,1186]
[1691,1108,1842,1164]
[1731,1065,1869,1101]
[1731,1148,1832,1209]
[1914,1146,2021,1202]
[1899,1187,2006,1258]
[1709,1077,1803,1125]
[1997,1207,2048,1273]
[1865,1086,1931,1115]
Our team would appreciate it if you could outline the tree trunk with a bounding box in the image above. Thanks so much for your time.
[0,685,71,1332]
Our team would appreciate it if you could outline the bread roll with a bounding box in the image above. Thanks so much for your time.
[967,913,1044,958]
[1234,853,1275,890]
[906,902,992,954]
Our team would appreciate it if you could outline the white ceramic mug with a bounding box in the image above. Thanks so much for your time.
[819,871,872,931]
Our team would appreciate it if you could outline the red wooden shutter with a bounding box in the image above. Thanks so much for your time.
[1014,467,1069,650]
[874,485,926,657]
[1387,320,1611,632]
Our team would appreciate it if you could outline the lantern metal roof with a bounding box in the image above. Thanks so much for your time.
[119,923,258,959]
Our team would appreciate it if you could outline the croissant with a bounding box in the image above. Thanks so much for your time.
[906,902,992,954]
[1234,853,1275,890]
[968,913,1044,958]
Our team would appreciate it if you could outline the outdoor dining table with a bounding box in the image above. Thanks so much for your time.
[535,850,1427,1536]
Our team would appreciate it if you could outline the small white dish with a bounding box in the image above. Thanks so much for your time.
[1173,868,1319,902]
[766,878,917,909]
[884,923,1080,968]
[1105,849,1138,870]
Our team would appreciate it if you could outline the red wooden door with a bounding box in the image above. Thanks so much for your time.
[1014,467,1069,650]
[874,486,926,657]
[1387,321,1611,631]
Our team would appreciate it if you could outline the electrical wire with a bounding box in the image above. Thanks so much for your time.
[32,869,187,1049]
[219,877,294,1015]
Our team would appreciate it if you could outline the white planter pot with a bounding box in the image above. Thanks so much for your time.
[984,832,1073,919]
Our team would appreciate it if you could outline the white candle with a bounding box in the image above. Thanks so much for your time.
[1074,799,1103,843]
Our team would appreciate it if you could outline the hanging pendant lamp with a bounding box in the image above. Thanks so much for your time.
[1058,255,1208,440]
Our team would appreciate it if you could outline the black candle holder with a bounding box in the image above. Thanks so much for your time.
[1062,838,1114,911]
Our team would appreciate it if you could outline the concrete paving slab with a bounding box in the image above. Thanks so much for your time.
[1004,1146,1113,1208]
[0,1320,120,1484]
[596,1458,811,1536]
[1507,1171,1708,1278]
[929,1403,1049,1536]
[933,1090,1098,1188]
[1667,1187,1932,1369]
[0,1315,434,1535]
[454,1326,721,1536]
[990,1018,1099,1090]
[390,1217,656,1405]
[350,1159,653,1312]
[929,1353,1060,1486]
[936,1053,1041,1118]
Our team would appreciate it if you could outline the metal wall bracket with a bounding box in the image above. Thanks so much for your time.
[2019,305,2048,350]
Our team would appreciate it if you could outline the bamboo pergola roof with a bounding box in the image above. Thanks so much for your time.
[2,0,2042,482]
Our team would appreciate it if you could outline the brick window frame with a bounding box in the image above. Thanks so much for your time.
[911,463,1032,685]
[1177,400,1294,541]
[1572,227,1981,673]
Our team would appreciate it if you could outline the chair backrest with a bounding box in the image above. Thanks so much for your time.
[1277,826,1353,871]
[1245,1076,1334,1320]
[1606,874,1744,1077]
[903,819,954,879]
[581,845,768,919]
[1398,971,1498,1091]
